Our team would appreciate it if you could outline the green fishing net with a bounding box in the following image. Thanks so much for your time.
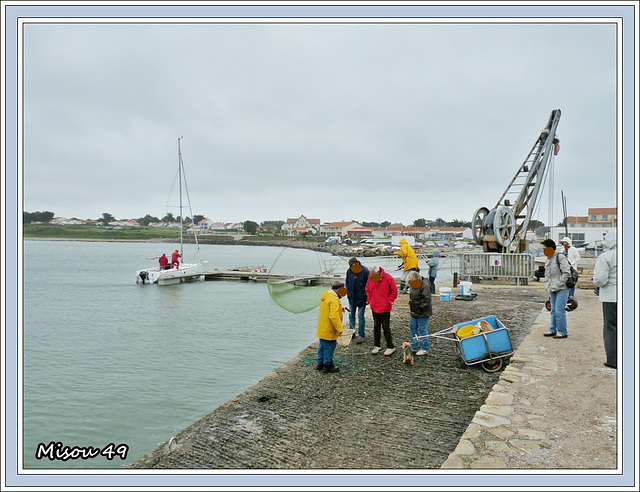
[267,245,345,314]
[267,277,327,314]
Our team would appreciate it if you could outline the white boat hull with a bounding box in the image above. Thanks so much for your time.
[136,262,207,285]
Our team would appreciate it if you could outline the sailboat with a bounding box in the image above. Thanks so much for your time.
[136,137,208,285]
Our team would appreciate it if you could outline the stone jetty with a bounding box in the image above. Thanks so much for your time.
[130,280,616,471]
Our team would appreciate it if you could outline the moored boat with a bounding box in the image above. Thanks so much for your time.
[136,137,208,285]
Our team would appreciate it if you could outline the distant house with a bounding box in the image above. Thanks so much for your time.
[148,222,167,228]
[197,218,216,230]
[538,206,616,246]
[51,217,84,225]
[319,221,362,237]
[290,226,316,236]
[564,216,589,227]
[258,224,277,234]
[108,220,141,227]
[565,207,616,228]
[587,207,617,227]
[346,227,373,238]
[281,215,320,235]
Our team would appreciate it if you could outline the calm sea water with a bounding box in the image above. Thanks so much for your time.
[22,240,340,469]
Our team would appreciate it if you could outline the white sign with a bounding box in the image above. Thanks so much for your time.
[490,255,502,267]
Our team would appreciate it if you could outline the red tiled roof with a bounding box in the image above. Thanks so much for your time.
[567,216,588,223]
[588,208,617,215]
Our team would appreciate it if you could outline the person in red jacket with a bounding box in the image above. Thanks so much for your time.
[171,249,181,269]
[158,253,169,270]
[365,265,398,356]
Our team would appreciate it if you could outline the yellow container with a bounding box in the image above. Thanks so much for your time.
[456,324,475,339]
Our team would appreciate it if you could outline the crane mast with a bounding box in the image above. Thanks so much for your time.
[472,109,561,253]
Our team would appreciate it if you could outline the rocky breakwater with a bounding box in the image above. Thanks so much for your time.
[131,282,548,469]
[196,235,393,257]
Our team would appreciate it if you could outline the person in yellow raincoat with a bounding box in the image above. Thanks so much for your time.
[396,238,419,293]
[316,282,346,373]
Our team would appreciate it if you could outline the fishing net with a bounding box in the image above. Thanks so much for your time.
[266,243,400,314]
[267,244,337,314]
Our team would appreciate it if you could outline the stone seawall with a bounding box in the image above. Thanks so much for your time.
[131,282,549,469]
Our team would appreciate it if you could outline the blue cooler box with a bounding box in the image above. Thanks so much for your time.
[452,315,512,363]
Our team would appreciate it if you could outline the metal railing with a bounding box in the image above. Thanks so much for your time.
[458,252,535,284]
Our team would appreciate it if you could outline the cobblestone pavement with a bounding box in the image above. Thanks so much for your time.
[441,288,618,469]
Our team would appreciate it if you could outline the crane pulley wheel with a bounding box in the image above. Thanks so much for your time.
[472,207,490,245]
[494,206,516,248]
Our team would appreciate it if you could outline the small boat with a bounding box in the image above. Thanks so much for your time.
[136,137,208,285]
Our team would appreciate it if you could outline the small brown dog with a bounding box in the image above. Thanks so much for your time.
[402,342,414,366]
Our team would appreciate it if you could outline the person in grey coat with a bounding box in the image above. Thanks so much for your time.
[426,249,441,294]
[593,230,617,369]
[541,238,571,339]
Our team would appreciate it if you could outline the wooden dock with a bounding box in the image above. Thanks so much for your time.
[203,269,342,284]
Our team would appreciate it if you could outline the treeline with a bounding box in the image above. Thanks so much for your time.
[23,211,479,229]
[23,211,55,223]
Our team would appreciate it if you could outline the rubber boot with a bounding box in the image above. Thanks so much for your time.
[316,363,324,371]
[322,362,340,373]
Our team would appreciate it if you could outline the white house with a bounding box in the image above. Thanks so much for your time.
[282,215,320,235]
[197,218,216,230]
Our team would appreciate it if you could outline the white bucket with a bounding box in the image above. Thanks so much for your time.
[460,281,473,296]
[439,287,451,301]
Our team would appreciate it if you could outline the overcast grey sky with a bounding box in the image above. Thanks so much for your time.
[22,19,618,227]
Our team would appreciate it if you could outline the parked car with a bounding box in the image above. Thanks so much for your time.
[325,236,341,245]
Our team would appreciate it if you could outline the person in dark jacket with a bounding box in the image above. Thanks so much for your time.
[346,257,369,344]
[406,271,432,355]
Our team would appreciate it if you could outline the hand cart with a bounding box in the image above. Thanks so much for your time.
[413,315,514,372]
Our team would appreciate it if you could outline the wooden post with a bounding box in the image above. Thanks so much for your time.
[453,272,458,287]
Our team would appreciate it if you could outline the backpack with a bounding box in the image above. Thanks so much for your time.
[557,254,579,289]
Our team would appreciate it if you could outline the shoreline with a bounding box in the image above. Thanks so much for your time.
[22,236,447,258]
[23,237,163,242]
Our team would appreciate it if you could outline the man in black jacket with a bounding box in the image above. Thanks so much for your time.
[346,257,370,344]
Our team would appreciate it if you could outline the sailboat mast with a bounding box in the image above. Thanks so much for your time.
[178,136,184,259]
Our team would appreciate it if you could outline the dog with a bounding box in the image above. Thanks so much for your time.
[402,342,415,366]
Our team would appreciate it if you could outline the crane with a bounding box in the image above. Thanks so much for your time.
[472,109,561,253]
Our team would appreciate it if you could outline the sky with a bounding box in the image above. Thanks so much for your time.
[20,11,620,228]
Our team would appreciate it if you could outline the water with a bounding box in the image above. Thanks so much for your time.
[22,240,336,469]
